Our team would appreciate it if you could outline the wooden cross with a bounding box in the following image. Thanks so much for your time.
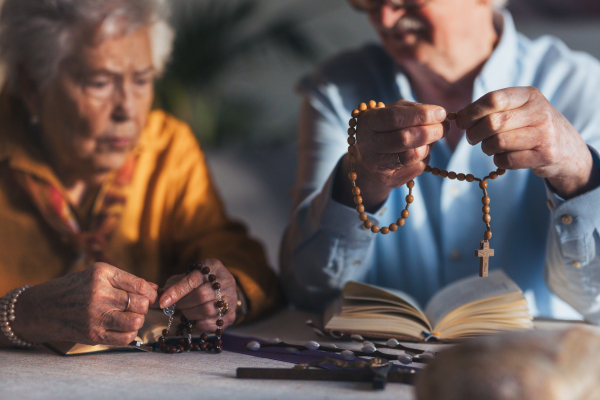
[475,241,494,277]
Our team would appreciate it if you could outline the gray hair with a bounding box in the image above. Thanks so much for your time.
[0,0,175,93]
[494,0,508,8]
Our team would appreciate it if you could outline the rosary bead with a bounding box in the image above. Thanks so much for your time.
[216,319,224,327]
[169,346,177,354]
[405,195,414,203]
[348,172,357,181]
[352,187,361,196]
[407,180,415,189]
[178,337,186,345]
[348,154,357,163]
[187,327,194,334]
[431,167,440,176]
[377,102,385,108]
[184,343,192,351]
[201,333,209,341]
[348,127,356,136]
[447,112,457,121]
[457,173,466,181]
[359,102,368,111]
[484,231,493,240]
[448,171,457,179]
[483,214,491,223]
[162,329,169,337]
[201,266,210,274]
[208,274,216,282]
[368,100,377,109]
[216,328,223,336]
[380,227,390,235]
[424,165,432,173]
[216,300,225,308]
[363,220,372,229]
[440,169,448,178]
[466,174,475,182]
[348,146,356,154]
[351,109,360,118]
[349,119,357,127]
[200,342,208,351]
[489,171,498,179]
[397,218,405,227]
[214,346,222,353]
[207,342,214,350]
[482,205,490,214]
[358,212,368,221]
[389,223,398,232]
[348,137,356,145]
[356,204,365,213]
[497,168,506,175]
[479,180,488,189]
[482,196,490,205]
[176,344,184,352]
[215,339,223,347]
[371,225,380,233]
[212,282,221,290]
[401,209,409,219]
[192,343,200,351]
[158,337,166,344]
[354,196,363,205]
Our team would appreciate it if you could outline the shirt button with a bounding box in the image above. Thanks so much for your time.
[546,199,554,210]
[450,187,460,196]
[560,215,573,225]
[449,250,462,260]
[379,207,386,216]
[571,261,581,268]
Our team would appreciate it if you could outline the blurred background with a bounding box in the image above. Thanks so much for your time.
[159,0,600,270]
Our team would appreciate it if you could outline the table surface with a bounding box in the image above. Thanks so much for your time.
[0,308,441,400]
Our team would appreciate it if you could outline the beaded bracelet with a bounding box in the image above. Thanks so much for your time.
[1,285,35,347]
[347,101,506,277]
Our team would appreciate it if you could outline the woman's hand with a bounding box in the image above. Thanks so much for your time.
[159,259,237,332]
[9,263,157,346]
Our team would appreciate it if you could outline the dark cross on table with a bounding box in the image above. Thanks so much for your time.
[475,240,494,277]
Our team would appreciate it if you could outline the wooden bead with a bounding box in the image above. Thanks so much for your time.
[201,333,209,341]
[354,195,363,204]
[482,196,490,205]
[349,154,357,163]
[212,282,221,290]
[208,274,216,282]
[216,300,225,308]
[356,204,365,213]
[348,127,355,136]
[440,169,448,178]
[483,214,491,223]
[214,346,223,354]
[200,342,208,351]
[457,173,466,181]
[489,171,498,179]
[359,212,368,221]
[479,180,488,189]
[348,137,356,145]
[424,165,432,173]
[484,231,492,240]
[466,174,474,182]
[401,209,409,219]
[405,195,414,203]
[368,100,377,109]
[482,205,490,214]
[201,266,211,274]
[349,119,357,127]
[389,223,398,232]
[216,328,223,336]
[216,319,224,327]
[431,167,440,176]
[380,227,390,234]
[363,220,373,229]
[377,102,385,108]
[497,168,506,175]
[447,112,457,121]
[406,180,415,189]
[359,103,367,111]
[162,329,170,336]
[448,171,457,179]
[351,109,360,118]
[397,218,405,227]
[371,225,380,233]
[348,172,357,181]
[352,187,361,196]
[348,146,356,154]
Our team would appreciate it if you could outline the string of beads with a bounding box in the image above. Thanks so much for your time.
[157,263,225,354]
[1,285,34,347]
[347,100,505,242]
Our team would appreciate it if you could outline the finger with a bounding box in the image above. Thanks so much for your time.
[466,107,533,145]
[360,123,445,153]
[160,270,204,309]
[480,127,540,157]
[97,330,140,346]
[178,289,236,319]
[112,290,151,314]
[174,281,216,309]
[108,268,157,303]
[194,312,236,332]
[363,103,446,132]
[380,143,433,171]
[494,149,544,171]
[103,310,145,332]
[456,88,531,131]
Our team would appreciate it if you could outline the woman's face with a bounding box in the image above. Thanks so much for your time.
[34,26,155,183]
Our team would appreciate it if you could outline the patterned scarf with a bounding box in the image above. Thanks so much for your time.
[7,154,137,272]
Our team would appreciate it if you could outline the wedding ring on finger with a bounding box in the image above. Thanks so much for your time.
[396,153,404,168]
[124,292,131,312]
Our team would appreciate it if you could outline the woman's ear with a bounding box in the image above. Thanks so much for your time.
[17,65,42,120]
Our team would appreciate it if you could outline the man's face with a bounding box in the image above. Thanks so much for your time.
[37,26,154,182]
[367,0,489,66]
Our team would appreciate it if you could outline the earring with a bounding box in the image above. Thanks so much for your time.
[30,115,39,125]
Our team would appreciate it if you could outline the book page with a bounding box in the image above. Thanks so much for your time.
[342,281,426,319]
[424,270,521,327]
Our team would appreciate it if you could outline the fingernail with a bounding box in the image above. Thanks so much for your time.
[160,295,171,308]
[435,108,446,121]
[466,135,473,145]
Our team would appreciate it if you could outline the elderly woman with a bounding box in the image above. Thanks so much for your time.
[0,0,280,348]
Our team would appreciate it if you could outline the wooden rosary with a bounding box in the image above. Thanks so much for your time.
[347,101,506,277]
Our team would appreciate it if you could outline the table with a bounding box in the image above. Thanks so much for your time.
[0,308,434,400]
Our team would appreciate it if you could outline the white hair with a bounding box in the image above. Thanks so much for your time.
[0,0,175,93]
[494,0,508,8]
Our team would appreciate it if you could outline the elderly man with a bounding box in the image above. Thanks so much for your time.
[280,0,600,324]
[0,0,279,349]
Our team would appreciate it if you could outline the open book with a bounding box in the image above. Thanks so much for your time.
[45,309,170,356]
[324,270,533,341]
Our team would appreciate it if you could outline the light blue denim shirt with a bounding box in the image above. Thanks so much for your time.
[280,11,600,323]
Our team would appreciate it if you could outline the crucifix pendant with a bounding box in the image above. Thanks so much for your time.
[475,240,494,277]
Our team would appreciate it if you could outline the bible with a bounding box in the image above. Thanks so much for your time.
[323,270,533,341]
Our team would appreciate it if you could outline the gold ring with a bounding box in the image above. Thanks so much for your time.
[124,292,131,312]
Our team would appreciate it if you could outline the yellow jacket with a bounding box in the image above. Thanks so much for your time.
[0,99,280,322]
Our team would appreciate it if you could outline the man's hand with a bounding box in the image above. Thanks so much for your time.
[456,87,600,199]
